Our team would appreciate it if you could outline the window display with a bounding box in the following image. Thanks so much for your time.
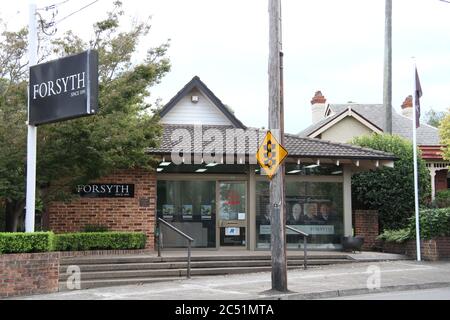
[157,180,216,248]
[256,180,344,249]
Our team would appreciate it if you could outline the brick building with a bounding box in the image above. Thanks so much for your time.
[47,77,395,250]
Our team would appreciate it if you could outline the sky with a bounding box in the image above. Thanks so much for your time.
[2,0,450,134]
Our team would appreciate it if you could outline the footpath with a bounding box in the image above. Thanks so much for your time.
[13,260,450,300]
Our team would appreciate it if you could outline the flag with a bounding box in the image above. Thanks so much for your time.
[415,67,422,128]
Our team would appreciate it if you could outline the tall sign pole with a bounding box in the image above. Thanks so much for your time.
[268,0,288,292]
[25,0,38,232]
[383,0,393,134]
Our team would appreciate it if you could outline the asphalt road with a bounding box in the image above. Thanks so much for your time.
[327,287,450,300]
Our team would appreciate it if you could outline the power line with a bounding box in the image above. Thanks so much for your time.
[55,0,99,25]
[37,0,71,12]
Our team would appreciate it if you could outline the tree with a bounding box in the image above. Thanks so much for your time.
[351,134,431,231]
[440,109,450,160]
[425,108,446,128]
[0,1,170,231]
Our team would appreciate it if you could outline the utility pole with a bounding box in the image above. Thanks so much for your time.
[25,0,38,232]
[268,0,288,292]
[383,0,393,134]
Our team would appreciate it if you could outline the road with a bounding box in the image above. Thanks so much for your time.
[327,287,450,300]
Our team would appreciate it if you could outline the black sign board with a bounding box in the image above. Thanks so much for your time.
[29,50,99,126]
[76,184,135,198]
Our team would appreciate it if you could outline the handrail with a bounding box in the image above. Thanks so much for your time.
[157,218,194,279]
[286,225,309,270]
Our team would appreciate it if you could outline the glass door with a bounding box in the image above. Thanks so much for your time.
[217,181,247,247]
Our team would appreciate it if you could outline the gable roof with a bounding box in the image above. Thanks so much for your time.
[148,124,396,161]
[159,76,246,129]
[301,106,384,138]
[299,103,441,145]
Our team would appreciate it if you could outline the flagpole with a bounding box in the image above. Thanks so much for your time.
[412,58,421,262]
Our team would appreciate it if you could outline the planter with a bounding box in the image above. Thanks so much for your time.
[342,236,365,253]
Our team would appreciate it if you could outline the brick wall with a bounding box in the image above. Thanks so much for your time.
[353,210,379,251]
[47,169,156,249]
[435,169,448,192]
[0,253,59,298]
[405,237,450,261]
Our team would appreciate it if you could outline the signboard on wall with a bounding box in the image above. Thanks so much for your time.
[76,184,134,198]
[260,225,335,235]
[29,50,99,126]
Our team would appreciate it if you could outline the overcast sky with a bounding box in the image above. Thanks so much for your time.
[3,0,450,133]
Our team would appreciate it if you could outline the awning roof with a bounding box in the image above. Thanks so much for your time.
[147,124,396,162]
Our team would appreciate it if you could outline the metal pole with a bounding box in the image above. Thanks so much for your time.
[187,240,192,279]
[25,1,38,233]
[157,222,161,257]
[303,236,307,270]
[268,0,287,292]
[412,60,422,262]
[383,0,393,134]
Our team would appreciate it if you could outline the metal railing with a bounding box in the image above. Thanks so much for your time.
[286,225,309,269]
[157,218,194,279]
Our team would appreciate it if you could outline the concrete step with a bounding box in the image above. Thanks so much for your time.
[58,260,350,281]
[59,265,304,283]
[59,258,349,273]
[60,254,349,266]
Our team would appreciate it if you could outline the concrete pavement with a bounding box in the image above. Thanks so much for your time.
[12,260,450,300]
[326,287,450,300]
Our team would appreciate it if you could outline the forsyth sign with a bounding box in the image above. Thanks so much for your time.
[29,50,98,126]
[76,184,135,198]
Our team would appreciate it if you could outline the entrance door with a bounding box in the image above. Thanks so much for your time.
[217,181,247,248]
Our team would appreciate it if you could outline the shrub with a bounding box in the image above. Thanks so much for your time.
[351,134,431,231]
[377,228,412,243]
[435,190,450,208]
[0,232,54,254]
[410,208,450,239]
[82,224,109,233]
[54,232,147,251]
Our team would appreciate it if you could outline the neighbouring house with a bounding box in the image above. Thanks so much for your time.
[299,91,449,200]
[47,76,396,251]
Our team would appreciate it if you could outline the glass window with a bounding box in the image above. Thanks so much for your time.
[219,182,246,221]
[256,180,344,249]
[157,180,216,248]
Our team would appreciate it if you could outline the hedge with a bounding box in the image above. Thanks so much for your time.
[0,231,147,254]
[54,232,147,251]
[412,207,450,239]
[0,232,54,254]
[379,207,450,242]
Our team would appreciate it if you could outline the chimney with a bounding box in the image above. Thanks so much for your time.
[401,95,413,119]
[311,91,327,124]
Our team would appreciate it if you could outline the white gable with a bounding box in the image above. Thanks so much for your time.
[161,88,233,126]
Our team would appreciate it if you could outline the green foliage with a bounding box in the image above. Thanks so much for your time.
[54,232,146,251]
[440,109,450,161]
[411,208,450,239]
[425,109,446,128]
[82,224,109,233]
[351,134,431,231]
[377,228,412,243]
[0,232,54,254]
[379,208,450,243]
[0,1,170,231]
[435,190,450,208]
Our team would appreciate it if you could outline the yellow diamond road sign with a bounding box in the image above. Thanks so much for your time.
[256,131,288,179]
